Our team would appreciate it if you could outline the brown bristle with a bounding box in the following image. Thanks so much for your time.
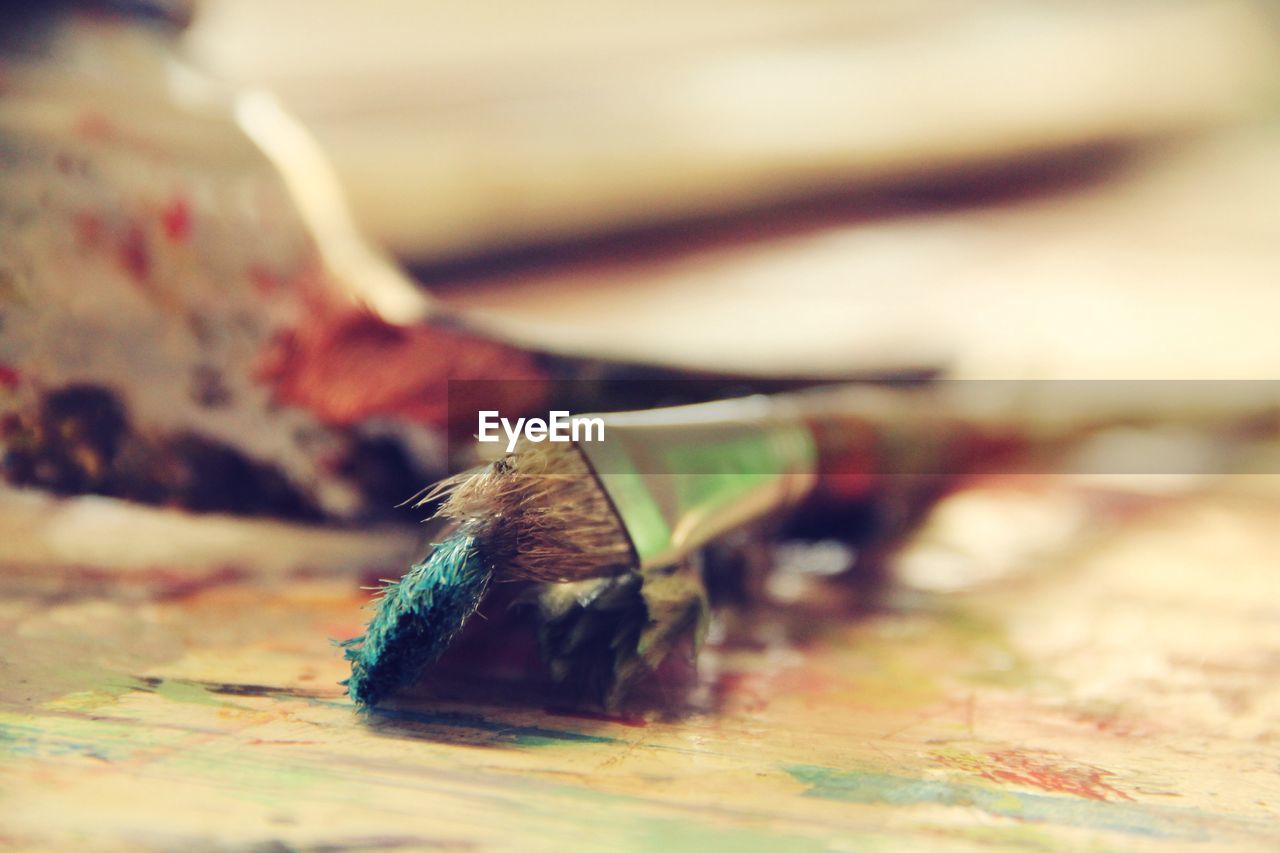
[422,441,636,583]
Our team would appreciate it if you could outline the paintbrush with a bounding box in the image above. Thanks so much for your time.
[343,384,1013,706]
[343,381,1280,706]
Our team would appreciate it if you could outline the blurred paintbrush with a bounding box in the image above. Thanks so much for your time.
[343,381,1280,706]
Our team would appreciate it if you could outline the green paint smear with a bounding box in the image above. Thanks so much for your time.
[785,765,1238,842]
[0,714,190,764]
[41,674,259,714]
[137,677,250,710]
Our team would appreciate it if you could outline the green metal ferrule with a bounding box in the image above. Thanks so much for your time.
[576,395,818,570]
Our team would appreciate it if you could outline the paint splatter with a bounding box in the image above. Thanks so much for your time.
[117,225,150,284]
[785,765,1190,839]
[73,212,105,249]
[255,290,546,429]
[75,111,114,140]
[931,748,1134,802]
[160,195,191,243]
[247,264,281,296]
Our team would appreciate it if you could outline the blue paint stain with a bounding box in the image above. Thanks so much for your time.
[0,721,129,763]
[785,764,1218,841]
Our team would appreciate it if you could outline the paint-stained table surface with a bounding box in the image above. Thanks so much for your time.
[2,483,1278,851]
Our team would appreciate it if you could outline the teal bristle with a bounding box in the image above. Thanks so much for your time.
[342,524,491,707]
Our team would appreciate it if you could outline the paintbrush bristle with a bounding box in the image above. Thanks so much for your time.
[427,440,635,583]
[342,525,490,707]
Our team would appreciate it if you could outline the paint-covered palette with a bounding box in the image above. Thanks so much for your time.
[2,485,1277,850]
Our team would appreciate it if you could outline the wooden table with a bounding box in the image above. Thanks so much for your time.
[3,482,1277,850]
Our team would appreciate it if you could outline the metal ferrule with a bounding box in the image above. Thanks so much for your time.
[575,395,818,571]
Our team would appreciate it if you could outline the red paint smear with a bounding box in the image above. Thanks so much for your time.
[247,264,281,296]
[255,285,546,429]
[544,707,648,728]
[0,364,20,390]
[160,195,192,243]
[711,670,770,712]
[76,111,115,140]
[117,225,150,284]
[74,212,105,249]
[1083,712,1154,739]
[939,749,1135,802]
[715,671,755,694]
[153,566,249,602]
[770,667,838,695]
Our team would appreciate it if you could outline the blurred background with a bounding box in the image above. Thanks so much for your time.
[186,0,1280,377]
